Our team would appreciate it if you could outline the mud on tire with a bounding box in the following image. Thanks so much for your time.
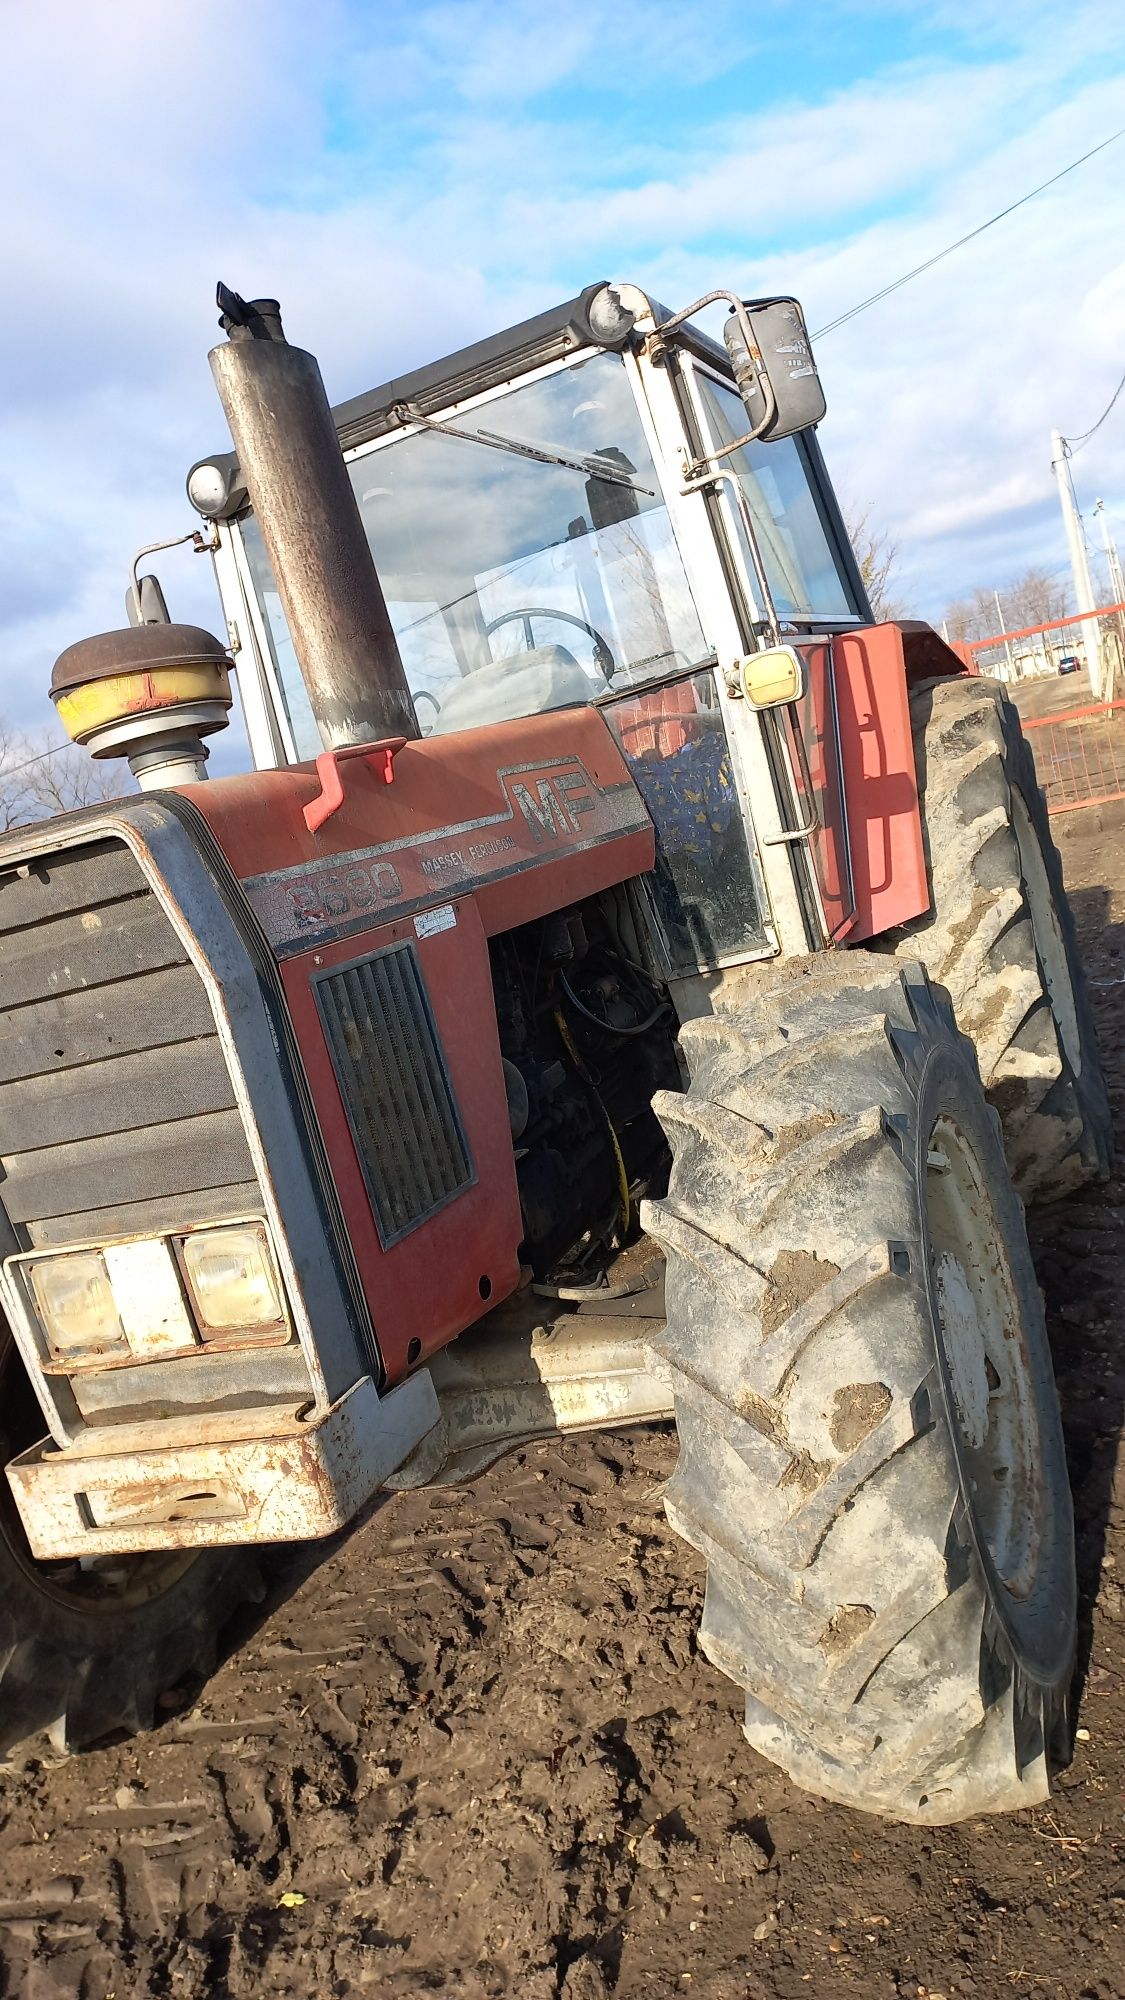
[644,955,1075,1824]
[883,674,1111,1203]
[0,1330,257,1759]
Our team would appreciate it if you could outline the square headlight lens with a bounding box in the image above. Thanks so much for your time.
[29,1251,128,1361]
[179,1224,286,1338]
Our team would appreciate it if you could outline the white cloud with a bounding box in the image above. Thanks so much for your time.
[1,0,1124,765]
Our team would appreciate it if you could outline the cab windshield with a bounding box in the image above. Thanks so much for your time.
[242,351,713,757]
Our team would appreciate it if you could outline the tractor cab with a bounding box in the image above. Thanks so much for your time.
[190,284,870,977]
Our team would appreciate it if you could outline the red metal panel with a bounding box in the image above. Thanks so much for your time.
[177,705,655,1385]
[186,705,654,956]
[893,620,973,688]
[832,626,930,941]
[281,897,523,1384]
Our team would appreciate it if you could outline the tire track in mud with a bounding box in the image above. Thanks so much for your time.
[0,803,1123,2000]
[0,1428,766,1998]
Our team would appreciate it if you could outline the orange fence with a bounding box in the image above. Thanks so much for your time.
[1023,700,1125,814]
[960,598,1125,670]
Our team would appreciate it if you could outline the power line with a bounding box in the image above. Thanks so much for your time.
[813,123,1125,339]
[1066,361,1125,454]
[0,741,69,783]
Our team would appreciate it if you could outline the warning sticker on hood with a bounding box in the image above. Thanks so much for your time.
[414,904,457,940]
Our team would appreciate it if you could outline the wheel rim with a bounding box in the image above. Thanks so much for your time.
[1010,785,1082,1074]
[0,1337,194,1615]
[925,1113,1044,1600]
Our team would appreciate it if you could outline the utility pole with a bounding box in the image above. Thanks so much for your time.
[1094,498,1125,701]
[994,590,1015,677]
[1051,429,1102,698]
[1094,497,1125,605]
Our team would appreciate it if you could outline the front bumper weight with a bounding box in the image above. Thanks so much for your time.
[5,1372,438,1558]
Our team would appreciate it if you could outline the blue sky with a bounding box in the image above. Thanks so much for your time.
[2,0,1124,765]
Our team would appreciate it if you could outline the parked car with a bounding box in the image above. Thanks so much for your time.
[1058,654,1081,674]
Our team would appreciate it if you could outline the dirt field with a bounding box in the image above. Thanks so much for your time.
[0,803,1122,2000]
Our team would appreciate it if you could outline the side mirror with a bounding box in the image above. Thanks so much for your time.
[738,645,806,708]
[724,297,826,443]
[125,573,172,627]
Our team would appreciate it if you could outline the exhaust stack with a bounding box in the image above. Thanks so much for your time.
[209,286,418,749]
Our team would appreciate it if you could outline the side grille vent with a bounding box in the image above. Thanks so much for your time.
[315,945,472,1247]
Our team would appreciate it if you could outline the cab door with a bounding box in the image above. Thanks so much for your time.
[674,352,866,943]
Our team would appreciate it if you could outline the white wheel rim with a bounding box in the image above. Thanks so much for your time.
[926,1114,1043,1600]
[1010,786,1081,1075]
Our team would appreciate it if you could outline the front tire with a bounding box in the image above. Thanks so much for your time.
[644,956,1075,1824]
[0,1330,257,1758]
[884,674,1111,1202]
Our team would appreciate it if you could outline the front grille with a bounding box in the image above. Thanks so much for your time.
[315,944,472,1248]
[0,839,260,1248]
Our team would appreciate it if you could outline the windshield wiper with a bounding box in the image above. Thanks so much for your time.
[390,400,655,495]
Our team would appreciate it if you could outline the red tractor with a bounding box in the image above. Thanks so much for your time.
[0,282,1109,1823]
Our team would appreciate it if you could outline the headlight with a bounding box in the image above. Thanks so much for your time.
[29,1252,128,1362]
[15,1221,290,1370]
[178,1224,286,1340]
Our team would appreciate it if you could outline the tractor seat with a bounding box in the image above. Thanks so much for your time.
[431,645,595,734]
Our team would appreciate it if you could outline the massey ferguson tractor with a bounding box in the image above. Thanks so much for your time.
[0,280,1110,1825]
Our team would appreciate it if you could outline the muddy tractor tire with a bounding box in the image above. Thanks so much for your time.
[884,674,1111,1204]
[0,1328,257,1758]
[644,955,1075,1824]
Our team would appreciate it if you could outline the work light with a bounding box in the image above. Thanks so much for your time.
[177,1224,286,1340]
[29,1252,128,1363]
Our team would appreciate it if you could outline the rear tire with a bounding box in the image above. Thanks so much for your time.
[884,674,1111,1202]
[0,1329,257,1758]
[645,955,1076,1824]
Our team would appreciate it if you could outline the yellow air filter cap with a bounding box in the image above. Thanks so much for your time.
[51,625,233,754]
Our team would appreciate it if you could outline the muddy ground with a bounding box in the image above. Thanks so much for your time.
[0,804,1122,2000]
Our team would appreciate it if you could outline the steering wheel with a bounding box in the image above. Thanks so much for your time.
[414,687,442,732]
[484,607,617,683]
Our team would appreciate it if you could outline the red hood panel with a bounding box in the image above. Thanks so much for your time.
[185,705,654,954]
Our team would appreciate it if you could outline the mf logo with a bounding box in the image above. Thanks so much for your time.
[509,764,598,845]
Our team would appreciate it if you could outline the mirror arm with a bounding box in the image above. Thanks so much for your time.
[647,292,778,448]
[686,399,778,472]
[129,525,213,605]
[647,287,751,346]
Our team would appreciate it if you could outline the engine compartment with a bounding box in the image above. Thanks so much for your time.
[490,887,683,1280]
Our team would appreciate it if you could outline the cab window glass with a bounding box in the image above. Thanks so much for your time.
[693,372,853,621]
[243,352,714,753]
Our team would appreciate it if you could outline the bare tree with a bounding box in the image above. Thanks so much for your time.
[942,566,1072,644]
[940,596,984,644]
[942,589,995,644]
[0,719,128,831]
[0,719,36,832]
[997,565,1071,633]
[846,509,908,622]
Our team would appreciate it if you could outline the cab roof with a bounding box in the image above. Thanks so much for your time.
[187,281,728,518]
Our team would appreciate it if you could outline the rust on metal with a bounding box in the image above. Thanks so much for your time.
[208,294,419,750]
[5,1371,439,1557]
[51,623,233,695]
